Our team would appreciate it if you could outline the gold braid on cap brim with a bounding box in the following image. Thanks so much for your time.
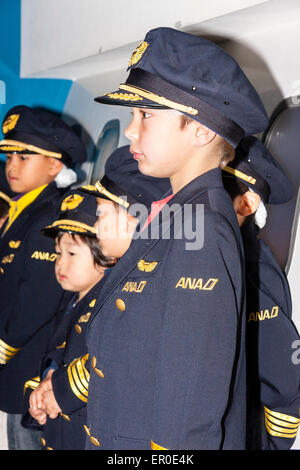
[119,84,198,116]
[223,165,256,185]
[94,181,130,209]
[0,139,62,159]
[44,219,97,235]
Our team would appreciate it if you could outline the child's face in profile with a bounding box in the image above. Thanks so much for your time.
[95,197,138,259]
[124,108,194,180]
[5,153,56,193]
[55,233,104,300]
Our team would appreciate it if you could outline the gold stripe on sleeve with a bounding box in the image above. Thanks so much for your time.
[151,440,168,450]
[0,339,21,364]
[24,376,40,395]
[67,355,90,403]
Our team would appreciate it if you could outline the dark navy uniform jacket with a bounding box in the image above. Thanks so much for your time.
[84,168,247,450]
[243,224,300,450]
[0,182,66,413]
[31,282,102,450]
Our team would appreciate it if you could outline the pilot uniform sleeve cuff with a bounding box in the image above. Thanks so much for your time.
[264,406,300,439]
[151,440,168,450]
[0,338,21,364]
[51,355,89,415]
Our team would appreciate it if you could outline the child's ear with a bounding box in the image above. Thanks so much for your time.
[48,157,64,177]
[193,122,216,147]
[236,190,261,217]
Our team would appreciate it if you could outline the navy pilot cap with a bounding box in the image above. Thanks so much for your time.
[0,105,87,167]
[223,136,293,204]
[95,27,269,148]
[43,192,98,238]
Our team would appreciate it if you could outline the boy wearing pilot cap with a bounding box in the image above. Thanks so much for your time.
[0,105,87,449]
[85,27,269,450]
[223,136,300,450]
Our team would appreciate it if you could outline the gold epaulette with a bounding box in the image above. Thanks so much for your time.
[0,339,21,364]
[264,406,300,439]
[24,376,40,395]
[67,354,90,403]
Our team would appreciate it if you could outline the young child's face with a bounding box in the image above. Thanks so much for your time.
[5,153,55,193]
[125,108,194,179]
[55,233,104,299]
[95,197,137,259]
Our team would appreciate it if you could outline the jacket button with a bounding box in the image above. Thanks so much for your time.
[91,356,104,378]
[90,436,101,447]
[83,425,91,437]
[115,298,126,311]
[60,413,71,422]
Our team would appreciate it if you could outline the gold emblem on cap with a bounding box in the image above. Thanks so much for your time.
[61,194,84,211]
[2,114,20,134]
[128,41,149,67]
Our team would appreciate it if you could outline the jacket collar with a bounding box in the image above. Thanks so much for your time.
[0,182,60,240]
[3,184,48,235]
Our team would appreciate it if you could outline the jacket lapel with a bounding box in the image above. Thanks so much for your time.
[0,183,60,255]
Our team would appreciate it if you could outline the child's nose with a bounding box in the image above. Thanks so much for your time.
[6,155,16,169]
[124,116,139,142]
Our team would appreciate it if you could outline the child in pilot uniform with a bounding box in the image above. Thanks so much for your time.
[223,135,300,450]
[79,27,270,450]
[24,145,170,450]
[0,105,86,450]
[24,192,116,450]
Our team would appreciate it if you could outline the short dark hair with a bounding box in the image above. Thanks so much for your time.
[179,114,235,168]
[56,232,116,268]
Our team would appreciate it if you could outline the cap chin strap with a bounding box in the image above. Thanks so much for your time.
[55,165,77,188]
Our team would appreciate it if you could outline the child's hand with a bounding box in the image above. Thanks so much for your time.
[28,406,47,426]
[43,389,62,419]
[29,369,55,411]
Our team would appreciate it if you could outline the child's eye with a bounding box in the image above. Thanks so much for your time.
[96,207,102,216]
[20,155,28,161]
[141,111,151,119]
[68,251,75,256]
